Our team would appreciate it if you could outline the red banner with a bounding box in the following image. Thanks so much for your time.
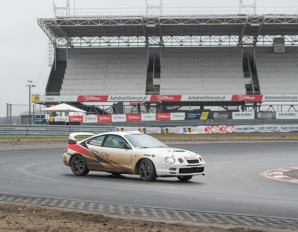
[77,96,109,102]
[150,95,182,102]
[97,115,112,123]
[156,113,171,121]
[69,116,83,123]
[232,95,263,102]
[126,114,142,122]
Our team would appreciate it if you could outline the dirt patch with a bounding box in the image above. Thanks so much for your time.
[0,202,287,232]
[284,169,298,179]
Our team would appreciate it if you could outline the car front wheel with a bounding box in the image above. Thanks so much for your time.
[70,154,90,176]
[177,175,193,182]
[138,159,157,181]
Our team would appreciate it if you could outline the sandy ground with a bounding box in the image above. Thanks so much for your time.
[0,202,289,232]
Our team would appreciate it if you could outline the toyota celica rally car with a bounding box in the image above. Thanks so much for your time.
[63,131,206,182]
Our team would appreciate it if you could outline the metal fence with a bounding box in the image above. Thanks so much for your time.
[0,125,114,137]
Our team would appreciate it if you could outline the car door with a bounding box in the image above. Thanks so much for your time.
[86,135,116,171]
[99,135,133,173]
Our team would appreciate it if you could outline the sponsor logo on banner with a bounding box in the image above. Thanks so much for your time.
[156,113,171,121]
[98,115,112,123]
[183,128,192,133]
[108,95,150,102]
[112,114,126,122]
[43,96,78,102]
[116,128,124,132]
[181,95,232,102]
[204,126,212,134]
[212,112,230,119]
[211,126,220,134]
[138,128,146,133]
[232,112,255,120]
[85,115,98,123]
[32,95,41,103]
[200,112,209,120]
[69,116,83,123]
[126,114,141,122]
[226,125,234,133]
[187,112,202,120]
[219,126,227,134]
[77,96,109,102]
[232,95,263,102]
[141,114,156,121]
[276,112,298,120]
[257,112,275,119]
[161,128,169,134]
[150,95,182,102]
[55,116,68,122]
[263,95,298,102]
[170,113,185,121]
[130,102,145,106]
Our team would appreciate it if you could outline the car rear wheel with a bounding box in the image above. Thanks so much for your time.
[177,175,193,182]
[70,154,89,176]
[138,159,157,181]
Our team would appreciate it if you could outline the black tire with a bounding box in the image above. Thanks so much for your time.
[177,176,193,182]
[70,154,89,176]
[138,159,157,181]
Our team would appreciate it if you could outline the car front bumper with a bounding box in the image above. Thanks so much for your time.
[156,163,206,177]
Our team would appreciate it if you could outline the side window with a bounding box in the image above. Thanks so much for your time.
[88,136,105,147]
[102,135,128,149]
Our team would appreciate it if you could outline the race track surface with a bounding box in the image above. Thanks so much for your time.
[1,142,298,219]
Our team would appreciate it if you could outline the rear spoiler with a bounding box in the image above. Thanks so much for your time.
[68,132,95,144]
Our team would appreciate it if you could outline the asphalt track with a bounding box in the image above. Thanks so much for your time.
[0,142,298,220]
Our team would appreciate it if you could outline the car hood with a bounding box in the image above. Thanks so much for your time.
[135,147,201,158]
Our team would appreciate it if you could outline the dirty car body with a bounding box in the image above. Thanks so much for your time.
[63,131,206,181]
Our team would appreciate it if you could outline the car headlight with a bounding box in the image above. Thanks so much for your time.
[165,157,175,164]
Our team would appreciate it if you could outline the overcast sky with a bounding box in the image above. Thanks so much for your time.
[1,0,298,117]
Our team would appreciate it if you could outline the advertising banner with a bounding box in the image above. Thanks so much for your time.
[77,96,109,102]
[54,116,68,122]
[85,115,98,123]
[276,112,298,120]
[69,116,83,123]
[108,95,150,102]
[112,114,126,122]
[150,95,182,102]
[200,112,209,120]
[232,112,255,120]
[263,95,298,102]
[156,113,171,121]
[211,112,231,119]
[40,96,78,103]
[98,115,112,123]
[141,114,156,121]
[34,115,46,124]
[280,125,298,132]
[256,111,276,119]
[181,95,232,102]
[231,95,263,102]
[126,114,142,122]
[170,112,185,121]
[187,112,202,120]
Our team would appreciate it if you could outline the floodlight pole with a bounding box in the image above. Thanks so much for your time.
[26,80,36,125]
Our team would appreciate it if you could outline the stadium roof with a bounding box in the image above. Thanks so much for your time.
[38,15,298,47]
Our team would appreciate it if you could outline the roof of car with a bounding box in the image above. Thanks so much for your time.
[97,131,142,137]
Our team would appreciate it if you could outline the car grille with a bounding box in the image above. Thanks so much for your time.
[187,159,199,164]
[179,167,204,174]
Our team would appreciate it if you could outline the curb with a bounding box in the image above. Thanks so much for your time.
[260,167,298,184]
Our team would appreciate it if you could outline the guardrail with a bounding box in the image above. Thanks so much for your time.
[0,125,114,137]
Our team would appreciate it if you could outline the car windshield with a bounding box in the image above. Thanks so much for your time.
[125,134,168,148]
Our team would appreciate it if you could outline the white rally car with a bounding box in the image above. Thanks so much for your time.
[63,131,206,182]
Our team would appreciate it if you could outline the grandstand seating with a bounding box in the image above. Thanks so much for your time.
[256,48,298,95]
[159,48,247,95]
[60,49,147,95]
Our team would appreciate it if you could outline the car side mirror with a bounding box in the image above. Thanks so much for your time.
[123,143,131,149]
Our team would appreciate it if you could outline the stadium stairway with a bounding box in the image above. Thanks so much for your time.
[46,61,66,95]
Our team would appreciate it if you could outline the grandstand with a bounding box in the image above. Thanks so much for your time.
[37,7,298,115]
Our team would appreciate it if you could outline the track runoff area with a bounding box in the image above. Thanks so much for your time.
[7,10,297,231]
